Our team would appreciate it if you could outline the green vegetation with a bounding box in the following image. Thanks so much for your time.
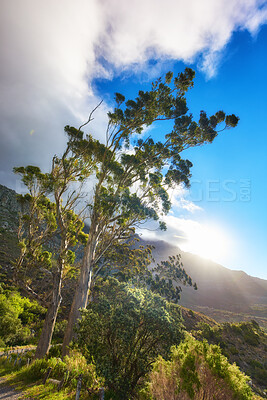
[191,305,267,332]
[77,278,183,398]
[193,320,267,395]
[0,284,45,347]
[143,335,254,400]
[0,349,103,399]
[0,293,266,398]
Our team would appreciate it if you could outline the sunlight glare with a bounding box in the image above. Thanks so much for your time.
[178,223,231,262]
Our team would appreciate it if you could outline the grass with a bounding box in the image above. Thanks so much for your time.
[0,350,101,400]
[0,371,75,400]
[0,363,79,400]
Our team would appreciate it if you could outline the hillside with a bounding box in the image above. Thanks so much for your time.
[181,308,267,396]
[138,238,267,331]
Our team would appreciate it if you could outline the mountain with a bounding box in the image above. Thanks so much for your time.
[138,237,267,330]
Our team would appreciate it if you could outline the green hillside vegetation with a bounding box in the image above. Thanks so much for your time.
[0,284,266,399]
[1,189,266,398]
[1,191,267,398]
[143,335,255,400]
[192,320,267,394]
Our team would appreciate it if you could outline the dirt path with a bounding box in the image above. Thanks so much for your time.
[0,378,24,400]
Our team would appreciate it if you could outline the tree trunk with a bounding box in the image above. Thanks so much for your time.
[62,234,96,356]
[34,269,63,359]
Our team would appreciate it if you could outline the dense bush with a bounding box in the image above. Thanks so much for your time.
[64,349,104,390]
[77,278,184,399]
[226,321,261,346]
[144,335,253,400]
[0,287,46,347]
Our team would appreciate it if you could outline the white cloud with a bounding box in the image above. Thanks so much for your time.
[0,0,266,187]
[168,185,203,213]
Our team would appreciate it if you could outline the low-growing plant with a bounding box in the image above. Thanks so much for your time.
[145,335,253,400]
[22,358,50,382]
[64,349,104,391]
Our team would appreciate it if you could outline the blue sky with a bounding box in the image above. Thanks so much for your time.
[93,27,267,278]
[0,0,266,278]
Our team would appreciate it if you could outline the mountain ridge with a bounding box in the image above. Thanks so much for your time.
[137,236,267,330]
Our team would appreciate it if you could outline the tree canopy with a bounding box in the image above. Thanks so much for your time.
[63,68,239,352]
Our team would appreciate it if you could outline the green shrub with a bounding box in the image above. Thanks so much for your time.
[0,338,6,348]
[243,333,260,346]
[25,358,50,381]
[0,290,46,346]
[231,322,261,346]
[64,349,103,390]
[48,345,62,359]
[146,335,253,400]
[77,278,183,398]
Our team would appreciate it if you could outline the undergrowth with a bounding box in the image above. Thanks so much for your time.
[0,348,104,399]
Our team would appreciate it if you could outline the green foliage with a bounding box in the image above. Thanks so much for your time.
[11,351,103,395]
[0,289,45,346]
[25,358,50,381]
[65,67,239,265]
[64,349,104,390]
[191,319,267,394]
[141,254,197,303]
[146,335,253,400]
[200,321,262,348]
[96,236,154,282]
[47,345,62,359]
[248,360,267,387]
[77,278,184,398]
[52,321,68,342]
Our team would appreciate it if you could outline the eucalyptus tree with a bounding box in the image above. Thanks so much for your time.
[14,140,91,358]
[138,254,198,303]
[62,68,239,353]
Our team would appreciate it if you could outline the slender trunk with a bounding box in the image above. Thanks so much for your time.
[62,233,96,356]
[34,268,63,359]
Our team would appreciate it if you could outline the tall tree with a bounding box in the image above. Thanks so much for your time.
[14,142,89,358]
[62,68,239,353]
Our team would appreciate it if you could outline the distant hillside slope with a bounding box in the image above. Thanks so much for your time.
[138,238,267,330]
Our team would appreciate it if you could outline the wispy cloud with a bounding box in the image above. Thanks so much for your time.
[0,0,266,187]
